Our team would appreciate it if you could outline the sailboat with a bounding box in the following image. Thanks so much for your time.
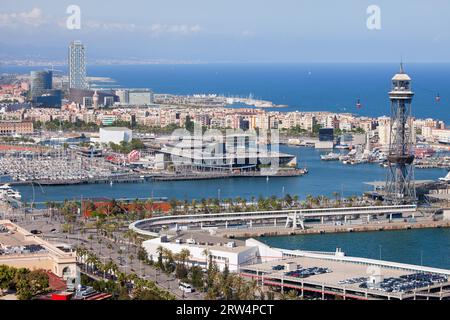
[435,93,441,103]
[439,171,450,182]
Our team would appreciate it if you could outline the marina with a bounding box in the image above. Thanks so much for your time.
[3,146,446,204]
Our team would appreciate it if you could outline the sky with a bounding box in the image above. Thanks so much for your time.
[1,0,450,63]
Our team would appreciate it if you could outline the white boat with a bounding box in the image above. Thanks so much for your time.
[320,152,340,161]
[335,144,350,149]
[439,172,450,182]
[0,183,11,190]
[0,184,22,200]
[6,190,21,200]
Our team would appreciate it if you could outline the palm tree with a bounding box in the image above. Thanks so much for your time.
[191,199,197,213]
[75,247,87,266]
[145,198,154,216]
[182,200,189,214]
[178,248,190,266]
[202,248,210,269]
[305,194,314,208]
[85,252,99,273]
[332,191,340,204]
[293,195,299,207]
[104,260,117,279]
[156,246,164,269]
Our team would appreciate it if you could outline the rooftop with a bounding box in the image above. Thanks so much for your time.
[99,127,131,132]
[0,220,75,260]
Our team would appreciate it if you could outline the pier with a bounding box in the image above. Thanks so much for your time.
[240,248,450,300]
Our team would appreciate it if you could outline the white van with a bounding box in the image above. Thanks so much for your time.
[179,282,194,293]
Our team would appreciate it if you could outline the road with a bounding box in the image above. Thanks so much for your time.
[10,214,204,300]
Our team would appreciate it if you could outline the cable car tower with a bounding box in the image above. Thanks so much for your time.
[385,63,416,204]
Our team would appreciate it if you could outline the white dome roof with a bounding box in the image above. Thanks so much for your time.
[392,73,411,81]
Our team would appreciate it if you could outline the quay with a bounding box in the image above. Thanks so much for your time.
[150,168,307,181]
[240,244,450,300]
[6,168,307,186]
[217,219,450,238]
[7,175,146,186]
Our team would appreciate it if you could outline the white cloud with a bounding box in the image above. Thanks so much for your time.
[0,8,46,27]
[81,21,202,36]
[0,8,201,37]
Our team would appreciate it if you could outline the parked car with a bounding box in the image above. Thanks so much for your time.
[179,282,194,293]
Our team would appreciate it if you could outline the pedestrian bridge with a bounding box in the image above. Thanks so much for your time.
[129,204,417,236]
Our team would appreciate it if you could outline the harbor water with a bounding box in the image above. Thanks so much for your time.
[257,228,450,270]
[9,146,447,203]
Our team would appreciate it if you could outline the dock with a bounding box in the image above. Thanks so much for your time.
[6,169,307,186]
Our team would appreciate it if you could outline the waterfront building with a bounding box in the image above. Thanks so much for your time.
[33,89,62,108]
[30,70,52,98]
[422,127,450,145]
[128,89,154,105]
[319,128,334,141]
[68,40,88,89]
[82,96,93,108]
[0,220,78,280]
[0,120,33,135]
[377,116,391,148]
[114,88,154,106]
[143,235,282,272]
[103,96,115,107]
[115,89,130,104]
[99,127,132,144]
[69,88,117,107]
[158,133,297,171]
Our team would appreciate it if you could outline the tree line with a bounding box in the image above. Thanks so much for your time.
[0,265,50,300]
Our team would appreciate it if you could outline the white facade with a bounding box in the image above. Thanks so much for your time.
[68,40,88,89]
[129,89,154,105]
[99,127,132,144]
[142,237,282,272]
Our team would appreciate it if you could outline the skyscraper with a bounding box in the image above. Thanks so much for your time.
[30,70,52,98]
[385,64,416,204]
[68,40,88,89]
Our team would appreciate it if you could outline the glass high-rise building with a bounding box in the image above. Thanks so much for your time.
[30,70,52,98]
[68,40,88,89]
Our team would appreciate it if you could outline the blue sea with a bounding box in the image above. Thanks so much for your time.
[1,63,449,123]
